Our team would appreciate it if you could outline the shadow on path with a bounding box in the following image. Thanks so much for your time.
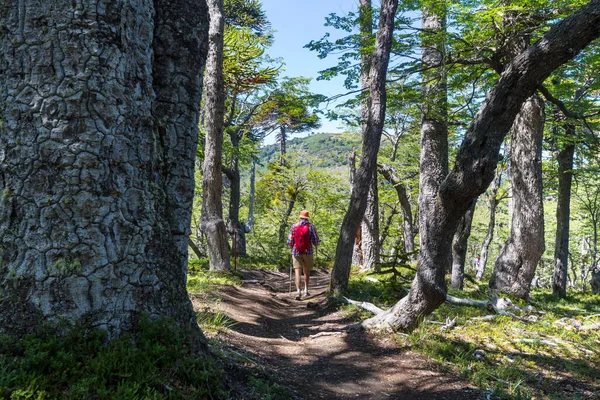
[196,269,485,400]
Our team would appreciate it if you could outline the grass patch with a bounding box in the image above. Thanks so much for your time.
[197,308,238,332]
[187,270,243,295]
[346,271,600,399]
[0,317,225,399]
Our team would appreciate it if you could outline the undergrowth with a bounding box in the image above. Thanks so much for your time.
[342,267,600,400]
[0,317,225,400]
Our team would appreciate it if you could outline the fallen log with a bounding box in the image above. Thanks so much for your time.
[342,297,384,315]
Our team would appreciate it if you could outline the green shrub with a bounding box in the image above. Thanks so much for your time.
[0,317,225,399]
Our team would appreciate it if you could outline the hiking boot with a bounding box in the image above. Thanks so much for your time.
[295,291,301,300]
[303,289,310,297]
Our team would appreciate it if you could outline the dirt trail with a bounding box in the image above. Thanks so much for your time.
[194,269,485,399]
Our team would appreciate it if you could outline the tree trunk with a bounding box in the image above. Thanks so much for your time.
[223,131,247,256]
[189,239,204,259]
[247,160,257,231]
[201,0,231,271]
[489,95,545,299]
[352,225,364,266]
[279,125,287,166]
[330,0,398,292]
[377,163,415,255]
[362,1,600,331]
[0,0,208,337]
[451,201,477,289]
[477,168,503,280]
[278,190,298,244]
[362,169,380,271]
[552,128,575,298]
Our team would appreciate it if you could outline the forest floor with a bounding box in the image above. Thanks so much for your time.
[191,269,486,399]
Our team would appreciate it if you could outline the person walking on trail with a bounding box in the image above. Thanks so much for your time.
[288,210,320,300]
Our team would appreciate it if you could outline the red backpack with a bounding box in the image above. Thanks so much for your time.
[293,224,311,253]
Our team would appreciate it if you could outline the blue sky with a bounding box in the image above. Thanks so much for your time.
[260,0,360,141]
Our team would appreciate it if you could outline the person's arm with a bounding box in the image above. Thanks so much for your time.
[310,224,320,247]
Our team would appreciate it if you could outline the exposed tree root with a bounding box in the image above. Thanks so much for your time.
[555,317,600,331]
[342,296,384,315]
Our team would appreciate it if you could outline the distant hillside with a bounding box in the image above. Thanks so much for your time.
[258,132,361,169]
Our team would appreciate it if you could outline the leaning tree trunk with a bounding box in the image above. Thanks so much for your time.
[378,163,415,255]
[330,0,398,292]
[278,189,299,244]
[451,201,477,289]
[0,0,208,337]
[477,168,503,280]
[201,0,231,271]
[489,95,545,299]
[361,169,381,271]
[552,127,575,298]
[362,1,600,331]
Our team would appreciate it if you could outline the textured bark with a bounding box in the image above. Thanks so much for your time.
[477,168,503,280]
[451,201,476,289]
[0,0,208,337]
[361,169,380,271]
[201,0,231,271]
[592,266,600,294]
[489,95,545,299]
[377,163,415,254]
[488,7,546,300]
[363,0,600,331]
[352,225,364,266]
[222,129,247,256]
[552,133,575,297]
[330,0,398,291]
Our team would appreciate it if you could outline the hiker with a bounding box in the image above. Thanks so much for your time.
[288,210,320,300]
[472,254,481,272]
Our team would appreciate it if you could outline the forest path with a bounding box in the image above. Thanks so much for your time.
[193,269,485,399]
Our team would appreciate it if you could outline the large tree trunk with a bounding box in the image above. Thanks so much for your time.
[363,1,600,331]
[451,201,477,289]
[552,127,575,297]
[0,0,208,337]
[358,0,380,271]
[378,163,415,254]
[330,0,398,292]
[489,95,545,299]
[489,7,546,300]
[362,169,380,271]
[201,0,231,271]
[477,168,503,280]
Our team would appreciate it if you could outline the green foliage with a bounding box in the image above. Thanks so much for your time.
[251,153,348,264]
[223,27,278,95]
[223,0,270,35]
[254,76,322,137]
[197,308,238,332]
[187,267,243,295]
[0,318,225,399]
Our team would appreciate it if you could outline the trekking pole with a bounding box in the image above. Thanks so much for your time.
[315,245,318,286]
